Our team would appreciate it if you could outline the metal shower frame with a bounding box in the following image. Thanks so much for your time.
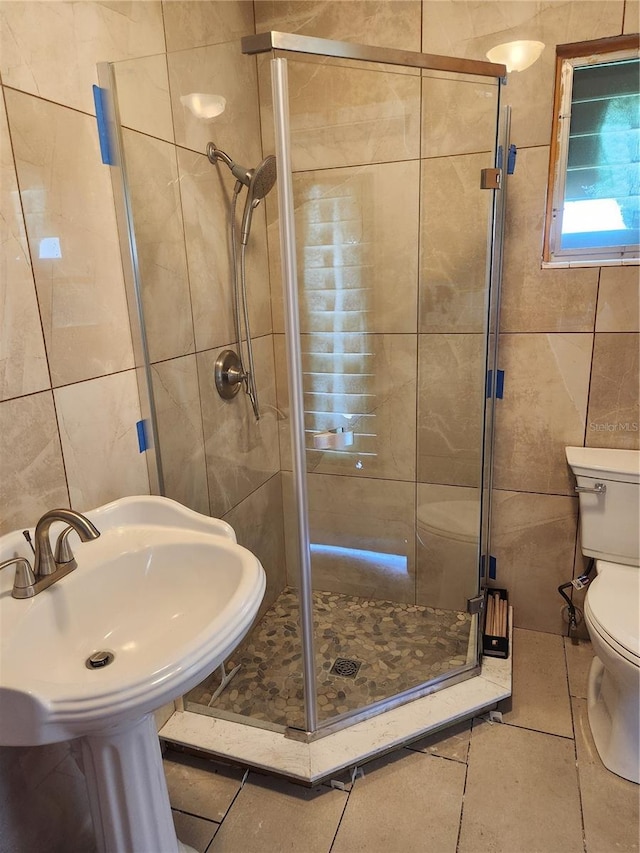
[248,33,506,735]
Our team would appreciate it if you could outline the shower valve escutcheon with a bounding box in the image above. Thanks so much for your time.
[214,349,247,399]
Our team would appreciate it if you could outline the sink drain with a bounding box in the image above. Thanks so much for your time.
[86,651,114,669]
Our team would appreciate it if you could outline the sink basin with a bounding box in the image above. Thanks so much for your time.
[0,495,266,746]
[0,496,266,852]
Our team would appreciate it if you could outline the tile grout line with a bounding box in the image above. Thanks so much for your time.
[404,745,468,766]
[500,720,575,741]
[1,82,75,511]
[454,716,474,852]
[165,46,212,519]
[563,640,589,853]
[203,771,248,852]
[582,267,601,448]
[204,819,220,853]
[171,805,220,824]
[327,773,355,853]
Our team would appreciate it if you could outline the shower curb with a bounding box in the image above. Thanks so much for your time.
[159,613,512,785]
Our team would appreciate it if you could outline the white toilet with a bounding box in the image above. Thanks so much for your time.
[566,446,640,784]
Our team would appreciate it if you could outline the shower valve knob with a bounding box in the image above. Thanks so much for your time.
[214,349,245,399]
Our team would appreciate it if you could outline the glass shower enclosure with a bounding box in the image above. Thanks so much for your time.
[102,31,506,740]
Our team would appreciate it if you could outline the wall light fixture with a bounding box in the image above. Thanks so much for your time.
[486,40,545,72]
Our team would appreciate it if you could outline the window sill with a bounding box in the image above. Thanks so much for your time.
[542,257,640,270]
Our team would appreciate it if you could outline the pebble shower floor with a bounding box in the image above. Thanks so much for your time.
[186,589,472,729]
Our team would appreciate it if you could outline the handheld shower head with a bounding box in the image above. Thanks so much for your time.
[240,155,277,245]
[248,155,277,202]
[207,143,277,245]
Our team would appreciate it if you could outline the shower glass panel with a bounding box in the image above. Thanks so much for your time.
[268,52,501,729]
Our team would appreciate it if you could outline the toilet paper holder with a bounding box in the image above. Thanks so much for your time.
[312,427,354,450]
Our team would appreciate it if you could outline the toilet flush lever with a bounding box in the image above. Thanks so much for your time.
[575,482,606,494]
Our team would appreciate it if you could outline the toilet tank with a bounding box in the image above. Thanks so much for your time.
[566,447,640,567]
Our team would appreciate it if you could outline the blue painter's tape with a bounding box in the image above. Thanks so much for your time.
[93,85,114,166]
[136,419,148,453]
[489,555,497,581]
[507,144,517,175]
[495,369,505,399]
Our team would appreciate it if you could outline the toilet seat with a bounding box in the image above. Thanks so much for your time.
[586,562,640,665]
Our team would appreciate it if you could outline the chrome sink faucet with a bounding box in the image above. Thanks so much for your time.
[0,509,100,599]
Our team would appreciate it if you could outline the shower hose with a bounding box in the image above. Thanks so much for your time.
[231,186,260,420]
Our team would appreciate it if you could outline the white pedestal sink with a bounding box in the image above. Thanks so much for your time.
[0,496,266,853]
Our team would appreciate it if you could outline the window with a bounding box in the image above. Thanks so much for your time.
[544,35,640,266]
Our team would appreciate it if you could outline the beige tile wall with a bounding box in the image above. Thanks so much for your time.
[419,151,495,334]
[422,0,625,149]
[586,333,640,450]
[0,1,165,115]
[120,128,195,363]
[416,484,480,612]
[498,146,599,333]
[0,93,49,401]
[282,470,417,603]
[151,355,210,516]
[6,88,136,387]
[417,333,485,488]
[167,39,263,161]
[110,15,288,611]
[163,0,255,52]
[259,57,422,171]
[223,473,287,616]
[267,160,421,335]
[0,2,162,538]
[254,0,422,51]
[115,52,174,141]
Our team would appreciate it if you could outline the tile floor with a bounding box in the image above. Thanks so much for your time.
[186,588,471,728]
[164,629,639,853]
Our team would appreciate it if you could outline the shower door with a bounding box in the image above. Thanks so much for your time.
[266,46,503,731]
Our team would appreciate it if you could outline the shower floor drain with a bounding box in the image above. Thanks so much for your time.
[329,658,362,679]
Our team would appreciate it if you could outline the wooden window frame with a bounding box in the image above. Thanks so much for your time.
[543,34,640,268]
